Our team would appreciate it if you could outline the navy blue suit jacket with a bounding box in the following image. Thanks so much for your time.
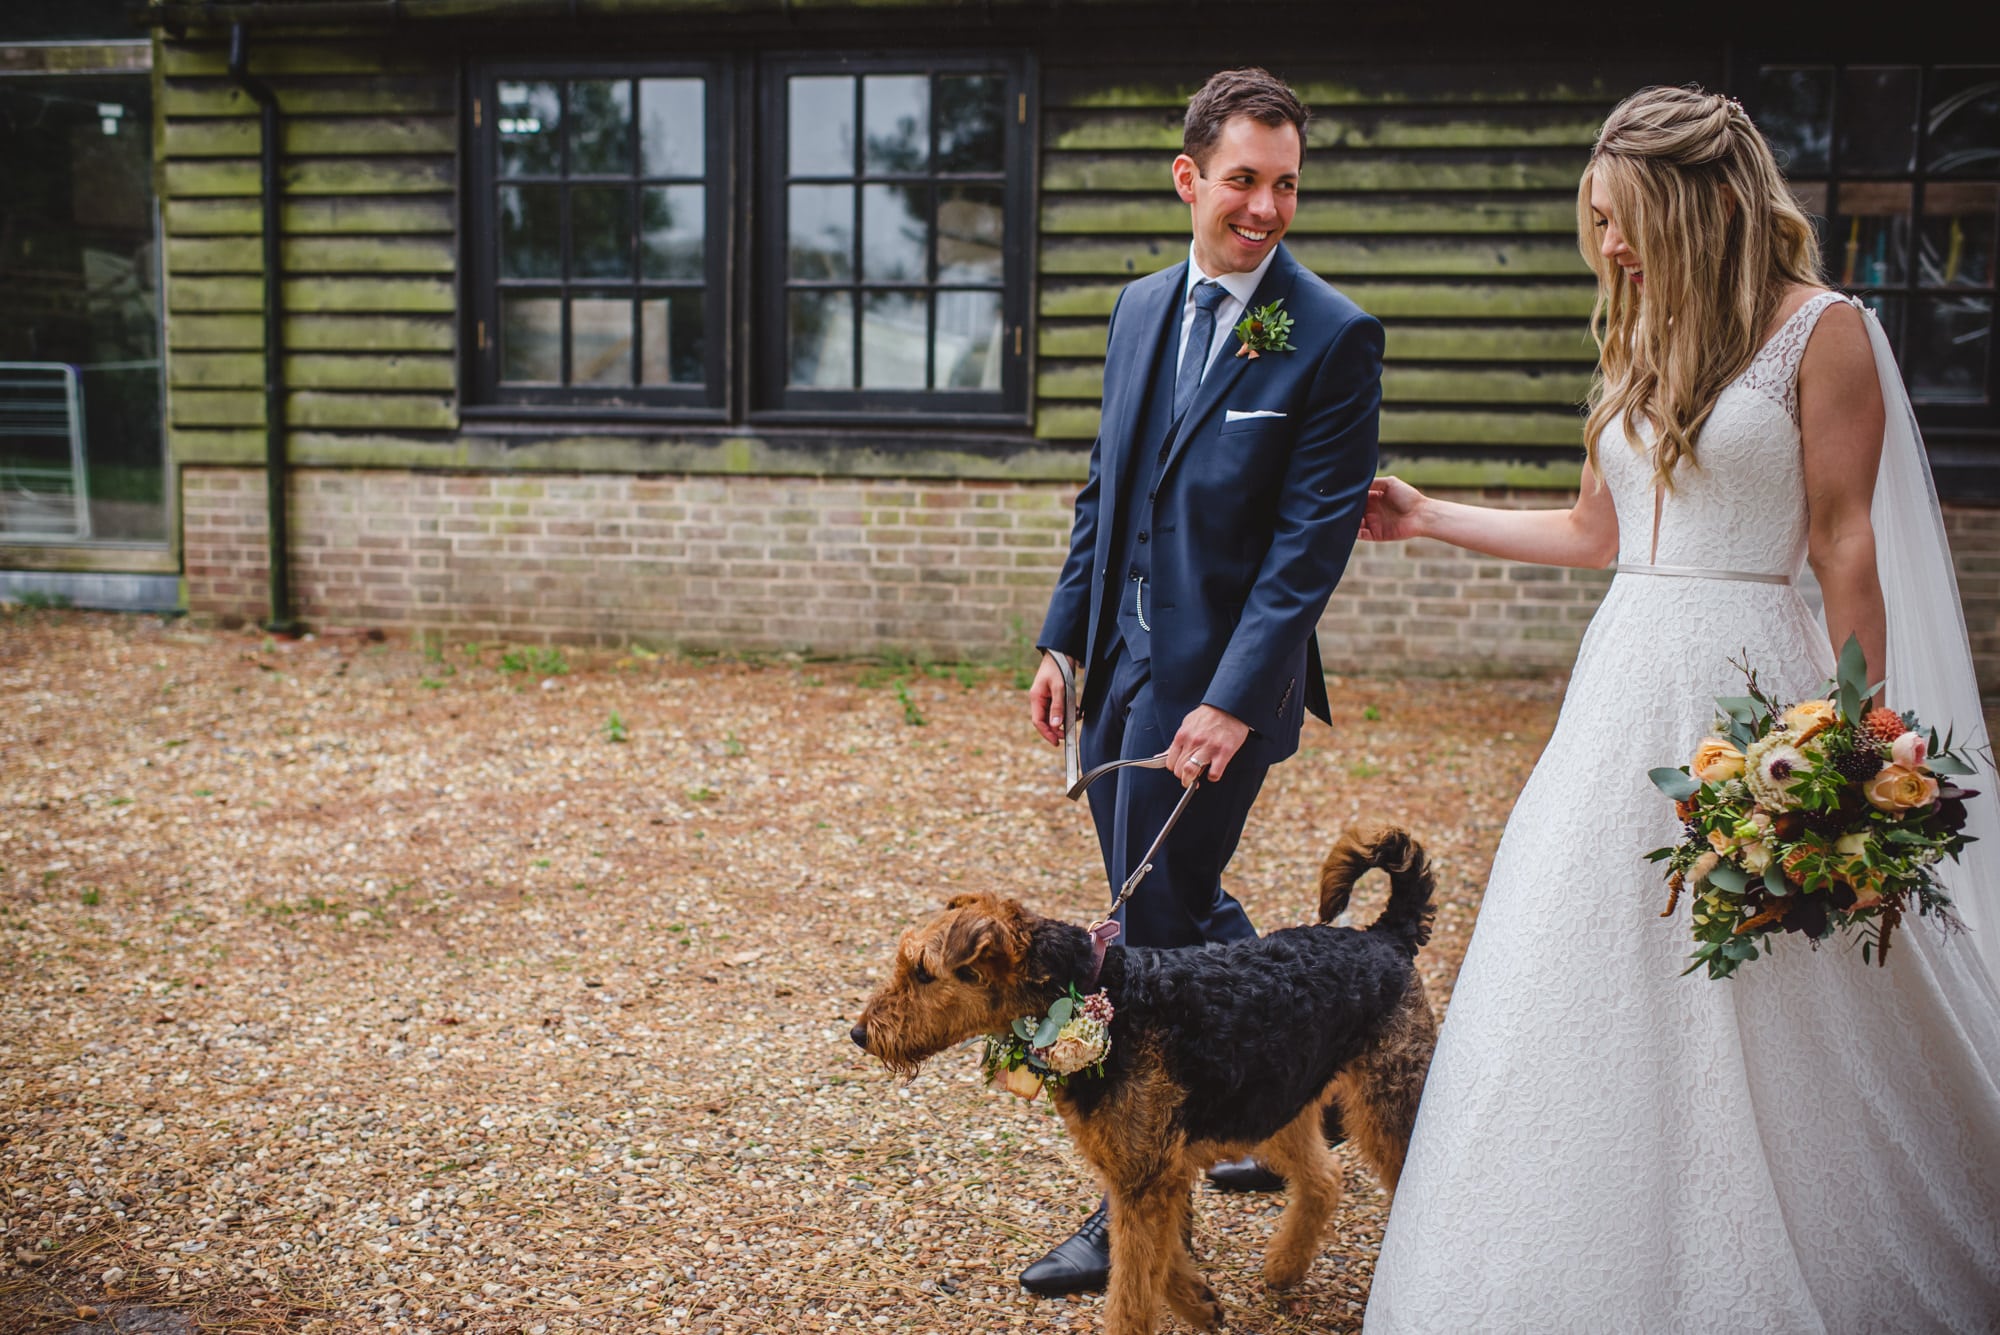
[1038,243,1384,762]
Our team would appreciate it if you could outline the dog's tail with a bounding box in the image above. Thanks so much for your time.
[1317,825,1436,956]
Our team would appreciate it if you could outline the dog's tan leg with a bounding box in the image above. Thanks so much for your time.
[1159,1181,1223,1331]
[1255,1098,1344,1290]
[1334,972,1437,1194]
[1104,1179,1181,1335]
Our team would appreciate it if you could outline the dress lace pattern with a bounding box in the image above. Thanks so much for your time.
[1364,293,2000,1334]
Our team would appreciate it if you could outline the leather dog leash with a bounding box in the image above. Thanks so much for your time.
[1052,653,1204,979]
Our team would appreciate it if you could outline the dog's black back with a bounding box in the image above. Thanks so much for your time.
[1067,926,1417,1145]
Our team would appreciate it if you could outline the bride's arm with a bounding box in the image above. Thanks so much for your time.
[1799,302,1888,687]
[1358,464,1618,569]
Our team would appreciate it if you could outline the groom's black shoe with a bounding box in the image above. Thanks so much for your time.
[1205,1155,1286,1193]
[1019,1199,1110,1296]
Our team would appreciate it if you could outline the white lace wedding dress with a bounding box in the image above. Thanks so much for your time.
[1365,293,2000,1333]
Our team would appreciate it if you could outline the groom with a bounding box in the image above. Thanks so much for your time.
[1023,67,1385,1295]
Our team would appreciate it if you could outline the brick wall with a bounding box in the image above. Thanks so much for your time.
[181,467,2000,688]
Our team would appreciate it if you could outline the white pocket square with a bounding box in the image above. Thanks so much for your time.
[1224,409,1287,422]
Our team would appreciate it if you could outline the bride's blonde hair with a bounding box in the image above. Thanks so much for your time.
[1579,85,1822,483]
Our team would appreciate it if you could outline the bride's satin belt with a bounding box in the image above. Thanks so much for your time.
[1615,562,1791,586]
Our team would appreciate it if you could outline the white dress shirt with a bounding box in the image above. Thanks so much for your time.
[1175,241,1279,383]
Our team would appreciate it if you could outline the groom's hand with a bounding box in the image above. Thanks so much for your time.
[1168,706,1250,786]
[1027,652,1073,747]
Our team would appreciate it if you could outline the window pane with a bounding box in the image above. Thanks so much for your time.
[937,186,1003,282]
[789,290,853,387]
[1921,184,1996,289]
[937,74,1006,174]
[862,183,927,282]
[639,78,704,177]
[1927,68,2000,177]
[1831,182,1910,287]
[789,76,854,177]
[499,184,562,279]
[789,184,853,280]
[571,297,633,386]
[935,290,1003,390]
[571,185,632,279]
[1755,67,1832,176]
[864,74,929,174]
[1838,67,1919,174]
[568,79,632,175]
[501,295,562,382]
[1908,295,1991,403]
[861,291,927,388]
[498,80,562,176]
[641,295,705,386]
[641,185,704,280]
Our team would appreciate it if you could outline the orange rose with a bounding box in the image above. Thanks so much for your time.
[1781,698,1839,745]
[1863,764,1939,814]
[1691,736,1746,783]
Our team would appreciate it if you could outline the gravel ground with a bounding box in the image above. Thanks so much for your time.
[1,610,1564,1335]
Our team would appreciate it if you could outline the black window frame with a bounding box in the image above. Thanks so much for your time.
[466,57,733,418]
[753,51,1034,426]
[1747,60,1999,451]
[464,50,1035,430]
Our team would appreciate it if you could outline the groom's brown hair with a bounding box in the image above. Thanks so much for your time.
[1183,68,1309,169]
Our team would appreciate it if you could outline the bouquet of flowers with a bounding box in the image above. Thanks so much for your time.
[980,984,1114,1100]
[1647,636,1981,980]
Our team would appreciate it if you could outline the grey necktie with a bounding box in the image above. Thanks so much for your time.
[1174,279,1230,422]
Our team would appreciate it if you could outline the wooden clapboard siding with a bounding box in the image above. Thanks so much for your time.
[1033,57,1711,458]
[160,36,459,443]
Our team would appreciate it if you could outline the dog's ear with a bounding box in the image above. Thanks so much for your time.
[944,893,982,910]
[941,899,1027,985]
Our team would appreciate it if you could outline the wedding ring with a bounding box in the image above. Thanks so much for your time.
[1185,753,1205,771]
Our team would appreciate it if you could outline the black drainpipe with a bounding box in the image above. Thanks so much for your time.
[226,23,298,634]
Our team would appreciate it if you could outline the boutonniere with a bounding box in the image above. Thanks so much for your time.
[980,984,1115,1100]
[1233,299,1298,359]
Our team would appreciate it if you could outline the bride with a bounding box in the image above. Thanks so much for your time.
[1359,86,2000,1332]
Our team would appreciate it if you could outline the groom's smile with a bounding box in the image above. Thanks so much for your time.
[1174,115,1301,277]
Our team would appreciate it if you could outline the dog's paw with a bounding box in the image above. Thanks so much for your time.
[1168,1276,1224,1330]
[1263,1250,1313,1291]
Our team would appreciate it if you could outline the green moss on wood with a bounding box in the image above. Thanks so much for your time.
[1034,365,1593,406]
[1038,324,1108,359]
[171,352,263,388]
[286,354,456,391]
[287,391,457,430]
[172,388,264,427]
[1386,325,1599,362]
[170,277,263,313]
[161,76,456,119]
[165,115,455,158]
[160,41,435,79]
[168,196,456,236]
[168,314,265,351]
[286,314,455,352]
[164,156,452,198]
[282,277,456,314]
[1381,454,1584,489]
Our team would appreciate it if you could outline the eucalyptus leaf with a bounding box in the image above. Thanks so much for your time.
[1837,633,1868,699]
[1649,767,1701,801]
[1762,866,1791,897]
[1706,864,1751,893]
[1929,755,1975,776]
[1032,1015,1063,1048]
[1012,1017,1035,1042]
[1716,697,1765,724]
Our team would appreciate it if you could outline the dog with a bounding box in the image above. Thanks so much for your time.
[850,825,1438,1334]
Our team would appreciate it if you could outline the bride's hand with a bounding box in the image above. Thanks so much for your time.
[1360,475,1427,542]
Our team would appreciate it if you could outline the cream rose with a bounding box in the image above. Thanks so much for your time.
[1781,698,1839,744]
[1890,731,1930,770]
[1864,763,1939,813]
[1691,736,1746,783]
[1738,840,1774,875]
